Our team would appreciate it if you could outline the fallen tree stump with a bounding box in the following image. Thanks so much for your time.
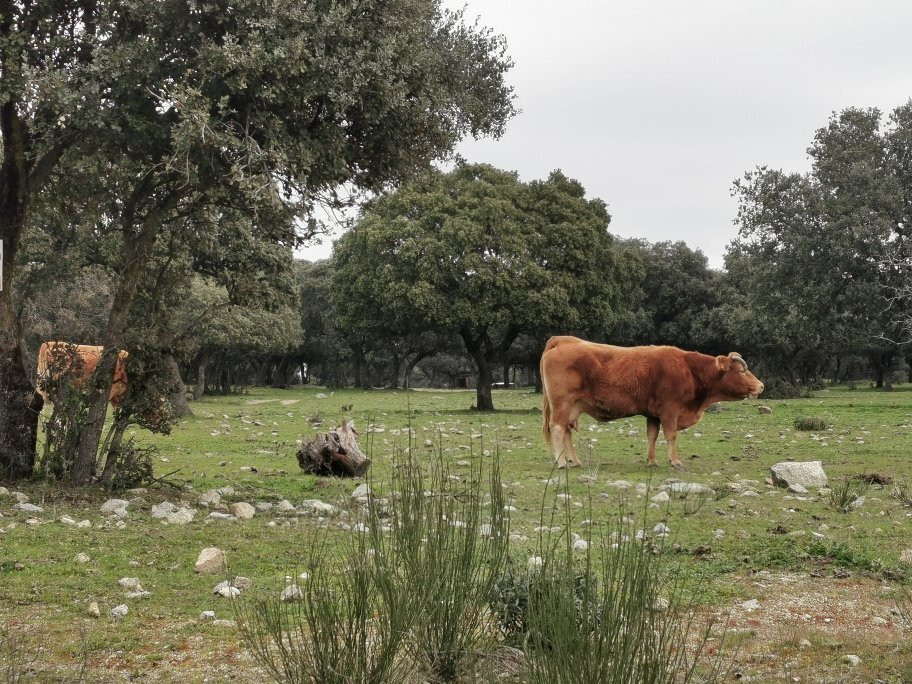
[296,419,370,477]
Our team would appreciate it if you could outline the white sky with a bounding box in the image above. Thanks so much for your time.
[300,0,912,268]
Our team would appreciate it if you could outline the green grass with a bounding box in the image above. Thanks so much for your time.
[4,384,912,680]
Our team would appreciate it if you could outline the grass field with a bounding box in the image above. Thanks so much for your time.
[3,384,912,681]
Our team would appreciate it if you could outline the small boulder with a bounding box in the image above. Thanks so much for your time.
[198,490,221,507]
[200,610,216,620]
[280,584,304,602]
[229,502,255,520]
[111,604,129,619]
[351,484,371,501]
[100,499,130,515]
[11,492,29,504]
[13,503,43,513]
[901,549,912,565]
[650,491,670,504]
[666,482,713,498]
[787,483,809,495]
[151,502,178,519]
[758,406,772,414]
[118,577,142,589]
[301,499,336,515]
[75,552,91,564]
[275,500,295,513]
[770,461,828,489]
[87,602,100,618]
[195,548,227,574]
[843,654,861,666]
[165,507,195,525]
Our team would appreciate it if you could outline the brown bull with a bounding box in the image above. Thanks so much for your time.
[35,342,129,408]
[540,336,764,468]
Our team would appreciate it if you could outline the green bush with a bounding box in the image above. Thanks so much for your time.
[793,416,828,431]
[760,379,804,400]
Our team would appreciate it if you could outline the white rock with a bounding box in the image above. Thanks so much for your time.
[200,610,216,620]
[195,548,227,574]
[100,499,129,515]
[650,491,670,504]
[88,602,100,618]
[11,492,28,503]
[900,549,912,565]
[654,523,670,536]
[14,503,43,513]
[111,604,129,619]
[75,552,91,564]
[281,584,304,602]
[275,499,295,513]
[528,556,544,571]
[212,619,236,627]
[60,516,77,525]
[229,502,255,520]
[741,599,760,611]
[198,491,221,507]
[843,654,861,666]
[301,499,336,515]
[351,484,371,500]
[216,486,235,496]
[666,482,714,497]
[214,582,241,599]
[125,590,151,599]
[165,508,195,525]
[770,461,828,489]
[76,520,91,528]
[572,538,589,551]
[787,483,809,495]
[151,502,178,519]
[118,577,142,589]
[207,512,236,521]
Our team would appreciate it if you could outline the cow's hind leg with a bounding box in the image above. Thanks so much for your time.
[645,416,660,467]
[548,402,583,468]
[661,414,684,468]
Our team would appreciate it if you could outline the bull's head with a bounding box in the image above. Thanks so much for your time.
[715,352,764,399]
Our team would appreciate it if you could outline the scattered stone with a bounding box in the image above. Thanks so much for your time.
[212,619,236,628]
[200,610,216,620]
[75,553,91,564]
[11,492,29,504]
[741,599,760,611]
[255,502,274,512]
[650,491,670,504]
[281,584,304,602]
[300,499,336,515]
[13,503,43,513]
[654,522,670,536]
[216,486,235,496]
[652,597,670,612]
[233,576,253,591]
[151,502,178,519]
[214,583,241,599]
[528,556,544,571]
[111,604,129,619]
[577,475,598,484]
[787,483,809,495]
[60,516,77,525]
[125,590,151,599]
[850,496,866,510]
[207,512,236,521]
[118,577,142,589]
[666,482,713,497]
[770,461,828,489]
[900,549,912,565]
[275,500,295,513]
[76,520,91,529]
[351,484,371,500]
[572,538,589,551]
[165,507,195,525]
[843,654,861,666]
[713,529,725,540]
[798,639,812,649]
[606,480,633,489]
[757,405,772,414]
[0,486,8,496]
[195,548,227,574]
[100,499,129,515]
[740,489,759,497]
[229,502,255,520]
[198,490,221,507]
[87,602,100,618]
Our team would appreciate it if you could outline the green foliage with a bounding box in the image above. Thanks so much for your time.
[793,416,828,431]
[828,477,870,514]
[761,379,805,400]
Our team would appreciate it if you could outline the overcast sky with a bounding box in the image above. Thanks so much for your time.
[302,1,912,268]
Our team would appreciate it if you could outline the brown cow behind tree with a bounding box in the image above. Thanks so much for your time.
[35,342,129,408]
[540,336,764,468]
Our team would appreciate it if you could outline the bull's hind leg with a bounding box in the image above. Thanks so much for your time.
[660,413,684,468]
[645,416,660,467]
[548,402,583,468]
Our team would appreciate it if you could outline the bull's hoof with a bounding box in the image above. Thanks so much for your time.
[647,461,659,468]
[670,461,685,470]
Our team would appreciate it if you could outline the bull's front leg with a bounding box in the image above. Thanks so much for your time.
[645,416,660,467]
[660,413,684,468]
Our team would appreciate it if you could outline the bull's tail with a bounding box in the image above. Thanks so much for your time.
[540,349,552,447]
[35,342,51,402]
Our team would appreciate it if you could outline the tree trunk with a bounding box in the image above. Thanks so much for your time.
[271,356,290,389]
[300,362,309,385]
[98,413,131,487]
[389,352,401,389]
[0,336,42,480]
[165,352,191,417]
[533,363,543,393]
[193,356,207,401]
[463,337,494,411]
[403,352,431,389]
[352,349,364,389]
[72,204,171,484]
[296,420,370,477]
[502,360,510,388]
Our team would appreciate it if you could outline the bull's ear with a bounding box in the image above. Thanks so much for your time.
[716,355,732,372]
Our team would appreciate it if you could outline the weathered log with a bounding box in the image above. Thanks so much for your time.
[296,419,370,477]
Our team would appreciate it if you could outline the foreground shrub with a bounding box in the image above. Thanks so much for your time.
[828,477,870,513]
[760,379,805,400]
[793,416,828,431]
